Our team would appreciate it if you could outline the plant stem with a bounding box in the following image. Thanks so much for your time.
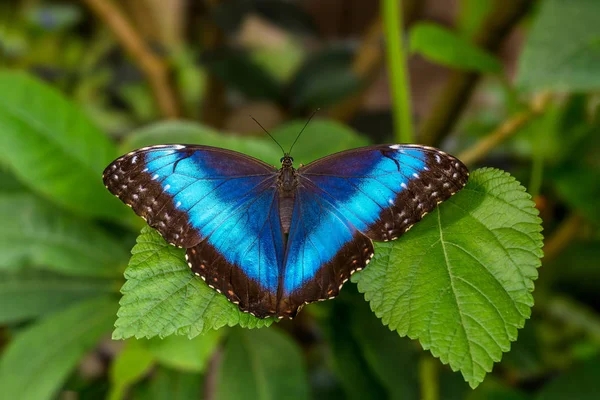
[419,353,439,400]
[382,0,414,143]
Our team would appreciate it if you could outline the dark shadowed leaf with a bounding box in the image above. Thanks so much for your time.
[287,47,362,110]
[535,357,600,400]
[203,48,281,100]
[216,328,309,400]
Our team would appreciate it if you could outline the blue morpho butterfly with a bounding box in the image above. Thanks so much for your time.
[103,124,469,319]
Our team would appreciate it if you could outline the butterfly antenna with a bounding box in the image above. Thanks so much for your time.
[250,115,286,155]
[288,108,320,155]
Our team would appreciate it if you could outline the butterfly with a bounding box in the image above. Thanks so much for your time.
[103,142,468,319]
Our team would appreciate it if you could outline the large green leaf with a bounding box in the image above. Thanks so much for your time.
[0,72,127,221]
[409,23,502,73]
[216,328,309,400]
[120,120,281,164]
[353,168,543,388]
[113,227,273,340]
[516,0,600,91]
[271,118,369,164]
[0,296,118,400]
[0,193,128,277]
[0,270,117,323]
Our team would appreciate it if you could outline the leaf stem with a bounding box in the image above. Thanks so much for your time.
[382,0,414,143]
[419,353,439,400]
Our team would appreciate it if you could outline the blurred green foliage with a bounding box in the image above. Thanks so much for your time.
[0,0,598,399]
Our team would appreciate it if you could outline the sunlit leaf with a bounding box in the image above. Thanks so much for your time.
[0,193,128,277]
[0,296,118,400]
[409,23,502,73]
[113,227,273,340]
[0,269,117,324]
[143,329,223,372]
[516,0,600,91]
[271,118,369,163]
[216,328,309,400]
[0,72,127,221]
[108,339,155,400]
[140,366,203,400]
[120,120,280,164]
[353,168,543,388]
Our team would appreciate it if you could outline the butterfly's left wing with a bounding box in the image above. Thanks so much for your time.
[279,144,469,315]
[103,145,286,318]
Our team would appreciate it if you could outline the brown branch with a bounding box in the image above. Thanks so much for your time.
[80,0,181,119]
[542,213,584,263]
[458,92,551,165]
[419,0,533,146]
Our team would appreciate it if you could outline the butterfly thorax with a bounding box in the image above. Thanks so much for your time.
[277,155,298,234]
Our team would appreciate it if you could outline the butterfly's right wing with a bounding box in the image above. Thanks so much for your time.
[103,145,285,317]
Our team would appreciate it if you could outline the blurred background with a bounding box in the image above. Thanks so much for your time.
[0,0,599,399]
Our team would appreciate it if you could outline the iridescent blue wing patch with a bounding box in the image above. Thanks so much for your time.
[103,145,284,317]
[280,145,469,313]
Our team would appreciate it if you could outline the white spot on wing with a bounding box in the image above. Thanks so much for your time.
[389,144,401,150]
[176,201,182,208]
[152,174,159,180]
[401,183,407,189]
[164,184,171,190]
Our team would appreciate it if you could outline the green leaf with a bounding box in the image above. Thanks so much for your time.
[322,296,393,400]
[0,193,128,277]
[349,293,420,399]
[216,328,309,400]
[409,23,502,73]
[271,119,369,164]
[535,356,600,400]
[0,72,127,221]
[113,227,273,340]
[143,329,223,372]
[457,0,494,39]
[204,48,282,100]
[120,120,281,164]
[353,168,543,388]
[0,269,117,324]
[139,366,203,400]
[516,0,600,91]
[0,296,118,400]
[287,47,363,110]
[108,339,155,400]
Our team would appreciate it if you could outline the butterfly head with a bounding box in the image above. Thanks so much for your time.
[280,154,294,168]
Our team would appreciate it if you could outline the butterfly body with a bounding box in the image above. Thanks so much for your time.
[104,144,468,318]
